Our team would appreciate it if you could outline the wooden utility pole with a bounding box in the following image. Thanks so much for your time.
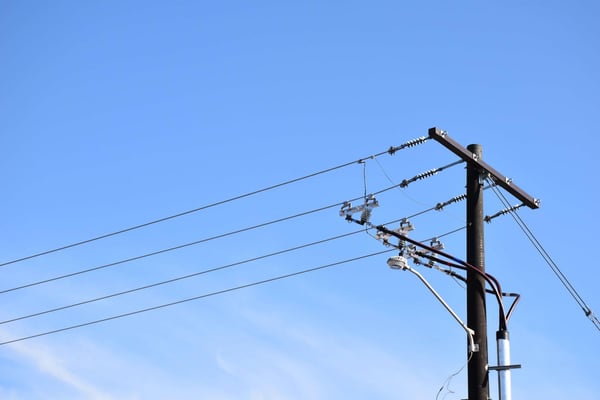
[428,127,539,400]
[465,143,489,400]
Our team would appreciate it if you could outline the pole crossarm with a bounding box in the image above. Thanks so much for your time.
[428,127,540,209]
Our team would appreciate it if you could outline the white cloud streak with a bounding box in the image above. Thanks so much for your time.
[0,331,114,400]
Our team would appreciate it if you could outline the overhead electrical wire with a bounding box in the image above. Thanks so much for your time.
[435,353,472,400]
[486,178,600,331]
[0,201,344,294]
[0,196,469,333]
[1,178,454,296]
[0,230,362,325]
[0,136,431,269]
[0,216,468,327]
[426,226,466,241]
[0,249,396,346]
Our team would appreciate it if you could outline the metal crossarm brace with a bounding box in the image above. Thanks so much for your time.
[428,127,540,209]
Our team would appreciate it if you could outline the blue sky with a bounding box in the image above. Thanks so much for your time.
[1,1,599,399]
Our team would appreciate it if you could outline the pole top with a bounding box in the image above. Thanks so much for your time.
[467,143,482,155]
[428,127,540,209]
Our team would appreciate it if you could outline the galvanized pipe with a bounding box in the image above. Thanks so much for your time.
[496,330,512,400]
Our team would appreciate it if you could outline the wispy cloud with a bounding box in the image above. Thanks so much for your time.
[0,331,115,399]
[221,302,441,400]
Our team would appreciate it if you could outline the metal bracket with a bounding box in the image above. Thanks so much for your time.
[488,364,522,371]
[339,194,379,217]
[375,218,414,244]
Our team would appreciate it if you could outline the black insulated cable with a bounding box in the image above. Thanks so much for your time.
[415,251,521,324]
[375,224,508,331]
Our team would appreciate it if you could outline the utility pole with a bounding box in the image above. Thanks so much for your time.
[466,143,489,400]
[428,128,539,400]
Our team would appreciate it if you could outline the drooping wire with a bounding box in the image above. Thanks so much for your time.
[486,178,600,331]
[1,137,429,269]
[374,156,431,208]
[435,351,473,400]
[0,249,396,346]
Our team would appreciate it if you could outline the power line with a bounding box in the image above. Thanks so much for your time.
[0,182,409,295]
[0,202,341,294]
[0,230,362,325]
[1,218,468,326]
[0,249,395,346]
[0,184,472,332]
[1,138,429,269]
[486,178,600,331]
